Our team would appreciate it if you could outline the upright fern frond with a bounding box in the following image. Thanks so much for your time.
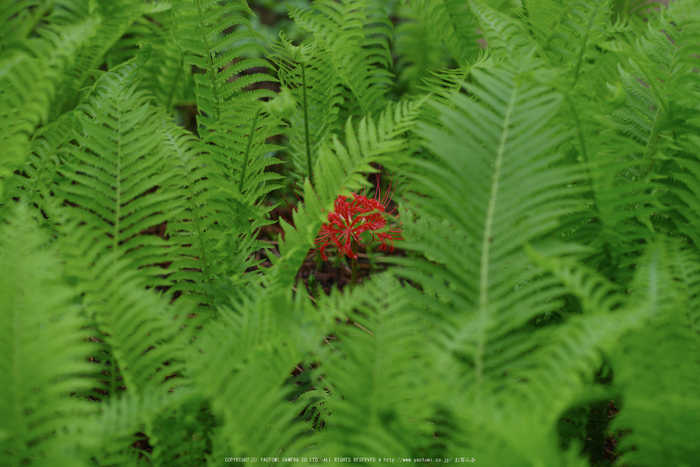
[596,6,700,250]
[60,46,182,286]
[272,34,343,181]
[541,0,612,86]
[608,242,700,467]
[288,0,393,118]
[172,0,282,241]
[394,60,584,395]
[158,114,267,315]
[172,0,276,127]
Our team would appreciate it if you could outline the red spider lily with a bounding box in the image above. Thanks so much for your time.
[315,180,402,260]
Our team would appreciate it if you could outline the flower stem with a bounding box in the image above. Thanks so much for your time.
[351,240,358,291]
[315,249,323,271]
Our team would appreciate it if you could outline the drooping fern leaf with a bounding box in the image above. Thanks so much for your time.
[406,0,481,66]
[0,204,95,467]
[468,0,536,60]
[301,274,432,457]
[189,285,311,458]
[0,16,97,196]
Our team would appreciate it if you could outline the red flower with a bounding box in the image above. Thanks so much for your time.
[315,183,402,260]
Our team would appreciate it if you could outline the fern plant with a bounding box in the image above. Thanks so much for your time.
[1,0,700,465]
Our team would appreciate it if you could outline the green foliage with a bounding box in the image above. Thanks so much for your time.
[1,0,700,465]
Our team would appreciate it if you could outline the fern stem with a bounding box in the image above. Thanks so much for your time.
[301,61,313,182]
[239,108,262,193]
[166,57,184,110]
[564,93,602,213]
[571,2,601,87]
[476,87,518,389]
[522,1,534,39]
[110,355,117,398]
[194,0,221,121]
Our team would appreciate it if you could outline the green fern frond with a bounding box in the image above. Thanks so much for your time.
[171,0,283,253]
[468,0,536,60]
[594,7,700,250]
[666,240,700,331]
[393,13,450,93]
[541,0,612,86]
[519,0,563,46]
[50,12,141,119]
[157,116,225,309]
[107,11,195,110]
[272,33,343,181]
[158,113,270,315]
[0,16,98,196]
[304,274,431,457]
[473,245,673,464]
[417,52,500,128]
[612,0,664,20]
[393,61,584,393]
[604,8,700,165]
[288,0,393,118]
[190,287,308,457]
[60,47,183,286]
[406,0,481,66]
[661,136,700,246]
[526,243,626,314]
[0,0,46,46]
[0,114,74,224]
[203,100,283,198]
[608,242,700,467]
[0,204,95,466]
[172,0,276,127]
[56,216,190,401]
[82,391,193,466]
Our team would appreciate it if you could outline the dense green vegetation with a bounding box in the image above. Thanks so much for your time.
[1,0,700,465]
